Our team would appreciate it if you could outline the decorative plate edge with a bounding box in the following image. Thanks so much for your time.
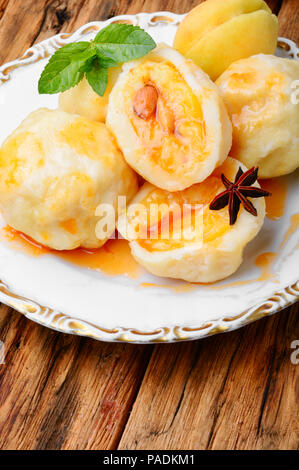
[0,12,298,343]
[0,279,298,343]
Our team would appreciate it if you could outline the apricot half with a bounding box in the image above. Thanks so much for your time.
[174,0,278,80]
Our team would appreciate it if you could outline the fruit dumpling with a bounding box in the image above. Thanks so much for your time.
[117,158,267,283]
[216,54,299,178]
[0,108,138,250]
[59,67,120,122]
[174,0,278,81]
[106,46,232,192]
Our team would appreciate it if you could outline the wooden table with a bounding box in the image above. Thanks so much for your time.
[0,0,298,450]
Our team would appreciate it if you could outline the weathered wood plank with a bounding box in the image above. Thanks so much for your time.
[0,305,153,449]
[119,305,299,450]
[278,0,299,42]
[0,0,188,66]
[0,0,9,21]
[0,0,48,64]
[15,1,206,46]
[0,0,164,450]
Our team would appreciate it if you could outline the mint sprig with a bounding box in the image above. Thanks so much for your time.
[38,23,156,97]
[94,23,156,62]
[86,58,108,97]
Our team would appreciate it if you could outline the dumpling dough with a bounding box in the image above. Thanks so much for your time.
[0,108,138,250]
[59,67,120,122]
[216,54,299,178]
[117,158,265,283]
[107,46,232,191]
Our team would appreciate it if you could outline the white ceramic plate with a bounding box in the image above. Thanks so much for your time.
[0,12,298,343]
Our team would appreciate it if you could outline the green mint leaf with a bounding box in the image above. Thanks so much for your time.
[86,60,108,97]
[95,52,118,68]
[38,24,156,97]
[94,23,156,63]
[51,42,91,56]
[38,42,95,94]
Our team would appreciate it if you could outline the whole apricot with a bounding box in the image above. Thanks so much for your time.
[174,0,278,80]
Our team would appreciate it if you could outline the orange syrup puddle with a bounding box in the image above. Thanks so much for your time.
[259,177,287,220]
[254,252,277,282]
[57,240,142,279]
[1,226,141,280]
[280,213,299,248]
[2,226,49,256]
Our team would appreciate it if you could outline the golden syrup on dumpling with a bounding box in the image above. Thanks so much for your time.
[225,69,287,153]
[128,159,246,252]
[59,219,78,235]
[58,118,119,167]
[0,132,45,187]
[129,179,233,253]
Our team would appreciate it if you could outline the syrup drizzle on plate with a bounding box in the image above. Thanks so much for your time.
[1,226,141,279]
[259,177,287,220]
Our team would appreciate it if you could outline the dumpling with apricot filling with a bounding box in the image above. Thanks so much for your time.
[117,158,267,283]
[0,108,138,250]
[107,46,232,191]
[216,54,299,178]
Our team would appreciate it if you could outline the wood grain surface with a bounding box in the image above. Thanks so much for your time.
[0,0,298,450]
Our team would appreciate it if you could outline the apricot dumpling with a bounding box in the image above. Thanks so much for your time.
[0,108,138,250]
[174,0,278,80]
[59,67,120,122]
[216,54,299,178]
[117,158,266,283]
[107,46,232,192]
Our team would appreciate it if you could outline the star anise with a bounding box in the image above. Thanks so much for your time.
[209,166,271,225]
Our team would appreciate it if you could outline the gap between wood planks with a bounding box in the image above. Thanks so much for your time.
[0,0,9,22]
[0,303,155,450]
[117,306,299,450]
